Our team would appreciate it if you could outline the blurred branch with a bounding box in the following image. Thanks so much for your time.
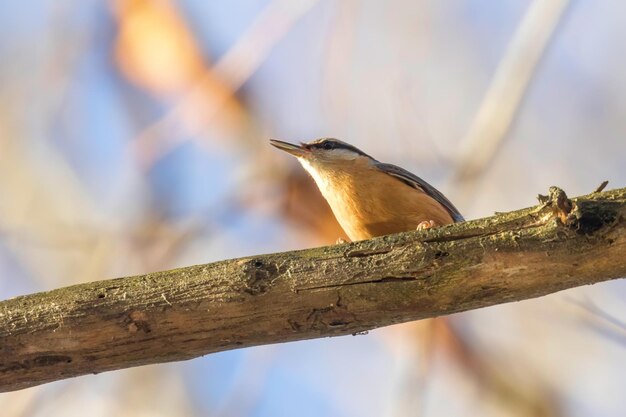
[454,0,570,181]
[129,0,321,167]
[2,187,626,392]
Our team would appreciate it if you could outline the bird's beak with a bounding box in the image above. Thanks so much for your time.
[269,139,307,157]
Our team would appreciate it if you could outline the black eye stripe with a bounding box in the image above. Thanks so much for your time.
[312,140,344,151]
[309,140,334,150]
[305,138,373,158]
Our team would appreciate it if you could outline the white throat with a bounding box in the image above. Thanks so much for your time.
[298,158,332,193]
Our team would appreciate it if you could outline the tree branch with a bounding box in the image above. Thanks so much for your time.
[1,187,625,392]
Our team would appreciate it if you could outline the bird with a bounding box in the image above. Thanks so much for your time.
[270,138,463,242]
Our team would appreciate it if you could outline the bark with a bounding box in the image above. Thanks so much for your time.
[1,187,625,392]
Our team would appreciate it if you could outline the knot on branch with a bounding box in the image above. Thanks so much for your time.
[241,258,280,295]
[538,184,620,235]
[538,186,573,224]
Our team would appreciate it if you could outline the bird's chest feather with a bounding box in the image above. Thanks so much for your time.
[299,160,370,229]
[299,159,452,241]
[301,161,395,238]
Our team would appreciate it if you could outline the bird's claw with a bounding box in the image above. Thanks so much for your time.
[416,220,436,231]
[335,237,348,244]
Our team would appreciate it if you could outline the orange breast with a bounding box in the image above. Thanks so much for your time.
[320,162,454,241]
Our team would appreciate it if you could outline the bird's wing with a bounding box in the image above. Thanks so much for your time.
[374,162,464,222]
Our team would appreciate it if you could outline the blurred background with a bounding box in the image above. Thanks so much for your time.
[1,0,626,416]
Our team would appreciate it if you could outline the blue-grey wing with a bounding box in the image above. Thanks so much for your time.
[374,162,464,222]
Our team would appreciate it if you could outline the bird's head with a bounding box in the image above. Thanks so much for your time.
[270,138,373,168]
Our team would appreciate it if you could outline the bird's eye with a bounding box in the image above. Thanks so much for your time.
[322,141,334,150]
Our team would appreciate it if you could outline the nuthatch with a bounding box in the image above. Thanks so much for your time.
[270,138,463,241]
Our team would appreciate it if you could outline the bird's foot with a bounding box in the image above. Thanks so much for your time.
[416,220,436,231]
[335,237,348,244]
